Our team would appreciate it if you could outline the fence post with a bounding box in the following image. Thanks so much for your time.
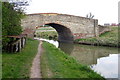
[21,38,23,48]
[18,39,21,52]
[6,35,27,53]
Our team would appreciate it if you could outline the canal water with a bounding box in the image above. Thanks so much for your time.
[34,37,119,78]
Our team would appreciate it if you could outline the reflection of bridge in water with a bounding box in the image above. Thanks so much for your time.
[59,42,118,65]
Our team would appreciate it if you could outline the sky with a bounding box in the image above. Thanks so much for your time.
[25,0,119,25]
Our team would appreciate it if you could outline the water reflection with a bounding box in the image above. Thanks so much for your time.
[34,37,59,47]
[70,44,118,65]
[34,37,119,78]
[59,43,118,78]
[58,42,74,55]
[90,54,118,78]
[58,42,118,65]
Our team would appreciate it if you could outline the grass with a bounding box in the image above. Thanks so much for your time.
[36,31,58,40]
[37,27,55,30]
[41,41,105,79]
[2,39,39,78]
[75,27,119,47]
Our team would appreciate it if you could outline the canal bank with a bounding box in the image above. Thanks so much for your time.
[40,41,105,79]
[74,26,119,47]
[35,38,119,78]
[35,26,119,78]
[2,39,39,78]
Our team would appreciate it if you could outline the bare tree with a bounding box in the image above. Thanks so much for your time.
[86,12,94,19]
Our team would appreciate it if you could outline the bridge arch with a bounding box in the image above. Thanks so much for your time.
[21,13,99,42]
[44,23,74,42]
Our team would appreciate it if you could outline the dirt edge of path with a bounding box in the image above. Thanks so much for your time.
[30,41,43,78]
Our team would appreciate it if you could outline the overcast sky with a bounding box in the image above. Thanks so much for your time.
[25,0,119,25]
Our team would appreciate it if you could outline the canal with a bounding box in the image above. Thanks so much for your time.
[35,37,119,78]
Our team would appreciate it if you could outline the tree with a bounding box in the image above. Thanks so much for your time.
[86,12,94,19]
[2,2,26,48]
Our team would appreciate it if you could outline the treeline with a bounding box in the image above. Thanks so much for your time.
[2,2,25,50]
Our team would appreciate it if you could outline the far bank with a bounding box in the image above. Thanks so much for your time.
[74,26,119,47]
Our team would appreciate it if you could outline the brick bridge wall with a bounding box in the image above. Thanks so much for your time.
[21,13,99,42]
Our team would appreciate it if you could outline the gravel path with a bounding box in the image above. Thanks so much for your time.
[30,41,42,78]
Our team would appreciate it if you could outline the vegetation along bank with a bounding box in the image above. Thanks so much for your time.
[40,41,105,79]
[75,26,119,47]
[2,39,39,78]
[2,2,25,51]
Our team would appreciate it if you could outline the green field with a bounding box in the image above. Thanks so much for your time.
[2,39,39,78]
[41,41,105,79]
[37,27,55,30]
[75,26,119,47]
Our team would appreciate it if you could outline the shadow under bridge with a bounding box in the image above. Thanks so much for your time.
[45,23,74,43]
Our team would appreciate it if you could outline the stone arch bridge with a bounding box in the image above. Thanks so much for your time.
[21,13,99,42]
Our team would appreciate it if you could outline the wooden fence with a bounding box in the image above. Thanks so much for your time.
[6,34,27,53]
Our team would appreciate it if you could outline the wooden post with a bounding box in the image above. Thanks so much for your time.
[24,37,26,45]
[11,44,14,53]
[23,37,26,47]
[6,35,27,53]
[18,41,20,52]
[21,38,23,48]
[18,39,21,52]
[20,39,22,51]
[13,44,15,52]
[15,43,18,52]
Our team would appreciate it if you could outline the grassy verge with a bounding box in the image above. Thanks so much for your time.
[37,27,55,30]
[2,39,39,78]
[75,27,119,47]
[41,41,105,79]
[36,31,58,40]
